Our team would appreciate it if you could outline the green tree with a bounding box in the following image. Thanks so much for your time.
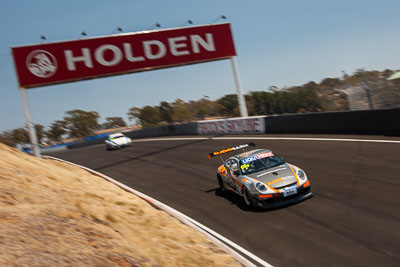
[0,130,18,147]
[247,91,275,115]
[171,99,192,122]
[189,97,221,120]
[34,124,45,144]
[216,94,239,117]
[139,106,161,127]
[291,87,323,113]
[12,127,29,144]
[319,78,343,90]
[63,109,100,138]
[127,106,162,127]
[127,107,141,122]
[159,101,174,123]
[342,69,380,86]
[102,117,127,129]
[46,120,67,142]
[1,125,46,147]
[303,81,319,91]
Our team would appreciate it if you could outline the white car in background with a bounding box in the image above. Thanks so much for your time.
[105,133,132,150]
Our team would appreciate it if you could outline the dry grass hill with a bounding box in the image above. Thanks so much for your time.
[0,143,240,267]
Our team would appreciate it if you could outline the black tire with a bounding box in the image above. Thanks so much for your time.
[217,175,226,192]
[242,187,254,208]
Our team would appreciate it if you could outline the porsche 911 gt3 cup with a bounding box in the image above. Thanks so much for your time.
[209,143,312,208]
[105,133,132,150]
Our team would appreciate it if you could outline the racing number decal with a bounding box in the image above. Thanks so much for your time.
[219,165,235,188]
[219,162,242,192]
[218,165,227,176]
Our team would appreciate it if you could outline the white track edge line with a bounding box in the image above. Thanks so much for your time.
[43,155,271,267]
[215,137,400,143]
[132,136,400,143]
[133,137,208,142]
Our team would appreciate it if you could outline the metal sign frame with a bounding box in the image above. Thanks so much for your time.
[11,24,248,157]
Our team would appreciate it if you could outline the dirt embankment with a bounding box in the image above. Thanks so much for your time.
[0,143,241,267]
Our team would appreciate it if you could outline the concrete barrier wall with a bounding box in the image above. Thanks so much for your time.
[41,144,68,153]
[67,108,400,149]
[125,122,197,139]
[265,108,400,135]
[68,122,198,149]
[67,136,107,149]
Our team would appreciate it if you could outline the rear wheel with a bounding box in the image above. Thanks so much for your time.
[217,175,226,192]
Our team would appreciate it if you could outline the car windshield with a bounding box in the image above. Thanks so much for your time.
[108,135,124,140]
[240,155,285,175]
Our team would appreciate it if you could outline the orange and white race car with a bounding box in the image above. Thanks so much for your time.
[209,143,312,209]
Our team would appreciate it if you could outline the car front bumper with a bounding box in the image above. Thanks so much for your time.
[253,185,313,208]
[107,142,132,150]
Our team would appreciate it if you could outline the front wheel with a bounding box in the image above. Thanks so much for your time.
[243,187,254,208]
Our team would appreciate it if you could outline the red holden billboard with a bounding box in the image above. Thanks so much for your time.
[11,23,236,89]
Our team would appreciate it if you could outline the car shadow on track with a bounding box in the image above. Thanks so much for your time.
[95,139,208,171]
[205,187,307,212]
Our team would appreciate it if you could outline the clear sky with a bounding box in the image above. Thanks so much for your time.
[1,0,399,132]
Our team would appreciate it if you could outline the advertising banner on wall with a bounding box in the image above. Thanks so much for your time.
[198,116,266,135]
[11,23,236,89]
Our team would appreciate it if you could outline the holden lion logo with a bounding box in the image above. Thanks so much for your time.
[26,50,57,78]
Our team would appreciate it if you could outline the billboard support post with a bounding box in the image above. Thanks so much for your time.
[230,56,248,117]
[19,88,41,157]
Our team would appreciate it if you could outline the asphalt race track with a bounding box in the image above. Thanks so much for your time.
[47,135,400,267]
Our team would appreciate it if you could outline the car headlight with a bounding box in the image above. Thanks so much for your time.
[297,170,306,180]
[255,182,268,192]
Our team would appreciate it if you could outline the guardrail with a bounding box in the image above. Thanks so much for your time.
[66,108,400,149]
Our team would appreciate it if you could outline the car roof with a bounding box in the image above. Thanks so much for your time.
[230,148,273,162]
